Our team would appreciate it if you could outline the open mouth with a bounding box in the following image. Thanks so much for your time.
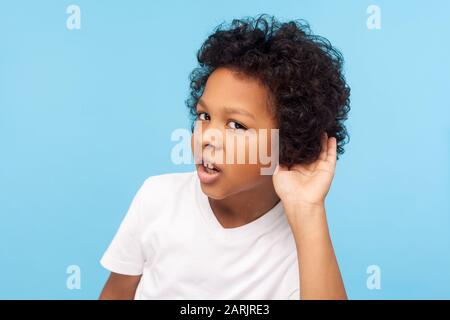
[202,159,220,174]
[196,159,222,184]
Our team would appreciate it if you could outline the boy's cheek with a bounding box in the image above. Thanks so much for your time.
[225,164,265,182]
[190,134,202,162]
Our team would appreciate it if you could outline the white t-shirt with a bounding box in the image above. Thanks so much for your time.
[100,171,300,299]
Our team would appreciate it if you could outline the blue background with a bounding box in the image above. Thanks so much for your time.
[1,0,449,299]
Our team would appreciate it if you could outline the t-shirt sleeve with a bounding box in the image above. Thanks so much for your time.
[100,181,147,276]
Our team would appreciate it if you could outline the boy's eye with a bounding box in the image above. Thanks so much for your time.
[196,112,210,121]
[228,121,247,130]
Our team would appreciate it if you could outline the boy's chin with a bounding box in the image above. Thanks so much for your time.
[199,183,229,200]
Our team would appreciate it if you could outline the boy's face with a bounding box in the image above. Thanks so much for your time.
[191,67,278,200]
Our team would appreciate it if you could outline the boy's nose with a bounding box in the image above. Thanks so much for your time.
[195,123,224,152]
[203,130,219,147]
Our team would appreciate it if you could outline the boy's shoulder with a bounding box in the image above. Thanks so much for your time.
[134,171,197,223]
[139,170,197,196]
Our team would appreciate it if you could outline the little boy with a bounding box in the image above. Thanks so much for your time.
[99,14,350,300]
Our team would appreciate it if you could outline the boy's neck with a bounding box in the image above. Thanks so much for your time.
[208,182,280,229]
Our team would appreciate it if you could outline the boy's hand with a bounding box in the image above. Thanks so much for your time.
[272,133,347,299]
[272,132,337,209]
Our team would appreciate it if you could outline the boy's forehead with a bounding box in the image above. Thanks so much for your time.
[202,68,271,113]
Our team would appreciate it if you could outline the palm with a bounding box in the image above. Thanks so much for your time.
[273,133,337,206]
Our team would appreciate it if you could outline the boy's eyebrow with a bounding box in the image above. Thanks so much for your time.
[198,98,255,120]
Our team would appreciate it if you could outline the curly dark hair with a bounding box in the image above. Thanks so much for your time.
[186,14,350,167]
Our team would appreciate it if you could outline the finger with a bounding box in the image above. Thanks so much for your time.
[326,136,337,166]
[318,132,328,161]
